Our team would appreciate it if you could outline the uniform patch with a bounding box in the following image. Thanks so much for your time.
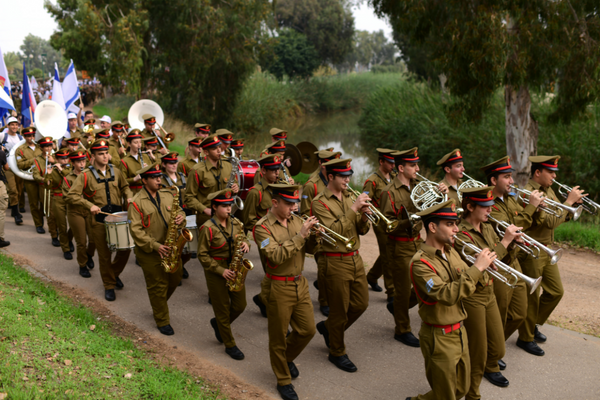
[16,156,22,160]
[260,238,270,249]
[426,278,434,293]
[302,195,308,199]
[364,191,369,195]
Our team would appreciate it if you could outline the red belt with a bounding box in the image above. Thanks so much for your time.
[53,193,63,197]
[214,257,228,261]
[266,273,302,282]
[130,185,142,189]
[388,234,421,242]
[323,250,359,257]
[425,321,463,334]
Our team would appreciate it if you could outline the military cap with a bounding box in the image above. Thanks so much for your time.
[55,149,70,159]
[461,186,495,207]
[83,117,96,125]
[258,154,282,170]
[142,136,159,146]
[216,129,233,144]
[20,126,36,135]
[160,152,179,164]
[200,134,221,149]
[480,156,514,177]
[315,150,342,162]
[529,155,560,171]
[65,136,81,145]
[69,150,87,161]
[126,129,143,141]
[37,137,54,147]
[90,139,110,152]
[230,139,244,149]
[323,158,354,176]
[94,128,110,139]
[111,121,125,130]
[194,123,211,133]
[393,147,419,163]
[416,199,459,221]
[141,114,156,123]
[207,189,235,205]
[270,128,287,140]
[376,148,396,163]
[437,149,463,166]
[268,183,301,203]
[266,140,286,154]
[188,137,202,146]
[136,163,162,178]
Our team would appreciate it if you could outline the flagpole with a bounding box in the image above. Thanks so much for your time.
[29,107,33,127]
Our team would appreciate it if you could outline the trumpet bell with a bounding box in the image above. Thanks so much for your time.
[164,132,175,143]
[550,248,563,265]
[527,276,543,295]
[128,99,164,130]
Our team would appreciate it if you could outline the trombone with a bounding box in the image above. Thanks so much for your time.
[154,122,175,150]
[293,213,356,250]
[552,179,599,215]
[346,187,399,232]
[487,215,563,265]
[293,213,337,247]
[453,236,543,295]
[509,185,583,221]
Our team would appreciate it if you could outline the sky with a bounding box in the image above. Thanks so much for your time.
[0,1,393,55]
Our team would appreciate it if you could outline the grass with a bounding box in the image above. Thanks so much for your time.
[555,220,600,251]
[0,254,221,399]
[92,95,135,122]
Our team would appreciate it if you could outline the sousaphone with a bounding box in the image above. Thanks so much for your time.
[127,99,165,131]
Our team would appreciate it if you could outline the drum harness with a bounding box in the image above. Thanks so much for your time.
[89,164,122,222]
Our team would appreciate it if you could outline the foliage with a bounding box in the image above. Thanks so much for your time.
[275,0,355,65]
[555,221,600,251]
[340,30,398,72]
[265,29,320,81]
[371,64,406,74]
[19,34,67,75]
[92,95,135,123]
[0,254,220,399]
[3,52,23,76]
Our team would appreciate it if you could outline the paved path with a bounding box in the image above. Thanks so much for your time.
[3,208,600,399]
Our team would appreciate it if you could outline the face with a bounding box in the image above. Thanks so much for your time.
[234,148,243,158]
[399,162,419,179]
[491,173,513,196]
[129,138,142,151]
[189,144,201,157]
[67,143,79,152]
[262,167,279,184]
[380,159,394,174]
[93,150,109,165]
[58,157,69,165]
[445,162,464,180]
[144,121,155,131]
[272,198,295,220]
[68,119,78,130]
[535,168,556,187]
[147,144,158,152]
[100,121,110,129]
[164,162,177,173]
[24,134,35,144]
[73,159,86,171]
[468,204,491,223]
[143,176,162,191]
[206,146,222,161]
[430,219,459,245]
[8,122,19,134]
[195,129,209,139]
[214,204,232,220]
[112,128,124,137]
[329,174,351,191]
[41,145,53,155]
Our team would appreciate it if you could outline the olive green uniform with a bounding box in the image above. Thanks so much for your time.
[198,217,248,348]
[63,171,96,269]
[440,176,461,206]
[243,179,273,231]
[253,165,291,185]
[380,176,422,335]
[178,156,200,177]
[518,180,568,342]
[31,155,58,239]
[253,212,316,386]
[49,165,74,252]
[66,165,133,290]
[184,159,232,227]
[363,170,395,297]
[409,243,481,400]
[16,143,44,227]
[455,221,507,400]
[161,172,192,267]
[119,153,152,195]
[311,188,370,357]
[129,188,185,327]
[141,128,169,148]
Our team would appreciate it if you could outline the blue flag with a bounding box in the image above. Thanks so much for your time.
[21,62,36,128]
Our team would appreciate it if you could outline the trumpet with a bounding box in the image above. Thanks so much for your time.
[293,213,337,247]
[346,187,399,232]
[453,235,542,295]
[509,185,583,221]
[552,179,599,215]
[411,172,448,211]
[457,173,485,202]
[294,213,356,250]
[487,215,563,265]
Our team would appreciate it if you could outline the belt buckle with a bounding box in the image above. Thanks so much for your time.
[293,275,300,282]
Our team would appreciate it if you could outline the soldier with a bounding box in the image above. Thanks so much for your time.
[406,200,495,400]
[142,137,161,162]
[311,159,371,373]
[198,189,250,359]
[16,127,44,233]
[63,150,96,277]
[109,121,128,157]
[31,136,59,247]
[1,116,24,225]
[253,184,318,400]
[178,137,203,176]
[129,163,186,335]
[66,139,134,302]
[270,127,287,142]
[230,139,245,160]
[93,129,121,163]
[363,149,397,300]
[140,114,168,155]
[49,149,75,260]
[455,186,522,395]
[516,156,584,356]
[254,141,294,185]
[119,130,152,196]
[194,123,211,139]
[437,149,465,205]
[216,129,234,157]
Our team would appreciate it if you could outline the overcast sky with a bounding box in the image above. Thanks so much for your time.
[0,1,393,55]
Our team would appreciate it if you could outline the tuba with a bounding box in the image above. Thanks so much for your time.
[127,99,170,150]
[226,217,254,292]
[161,186,193,273]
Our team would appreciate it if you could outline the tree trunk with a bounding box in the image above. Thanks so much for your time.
[505,85,538,187]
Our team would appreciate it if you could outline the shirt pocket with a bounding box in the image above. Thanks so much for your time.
[210,234,228,250]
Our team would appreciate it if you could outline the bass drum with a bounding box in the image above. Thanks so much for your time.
[236,160,259,200]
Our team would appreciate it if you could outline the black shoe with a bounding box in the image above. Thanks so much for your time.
[63,252,73,260]
[483,371,509,387]
[328,354,357,373]
[14,215,23,225]
[276,384,298,400]
[368,279,383,292]
[69,241,74,252]
[208,296,211,304]
[36,226,45,234]
[210,318,223,343]
[12,206,23,225]
[253,294,267,318]
[225,346,245,360]
[316,321,330,348]
[534,326,547,343]
[105,289,116,302]
[135,258,140,266]
[19,207,26,213]
[182,267,189,279]
[158,324,175,336]
[79,267,91,278]
[86,254,95,269]
[51,237,60,247]
[0,239,10,248]
[313,280,319,290]
[498,359,506,370]
[386,301,394,315]
[394,332,420,348]
[516,339,545,356]
[387,296,394,303]
[320,306,330,317]
[115,277,124,289]
[287,361,299,379]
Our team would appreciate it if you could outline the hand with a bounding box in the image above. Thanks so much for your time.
[300,215,319,239]
[118,147,125,155]
[222,269,236,281]
[528,190,544,208]
[174,214,185,225]
[287,177,295,184]
[203,208,212,216]
[231,183,239,194]
[157,244,170,258]
[133,174,141,182]
[473,248,497,272]
[565,185,587,206]
[240,242,250,253]
[158,148,168,155]
[48,155,56,164]
[351,192,371,213]
[55,164,63,172]
[502,224,523,243]
[127,198,133,204]
[283,158,291,168]
[437,182,449,194]
[90,205,101,215]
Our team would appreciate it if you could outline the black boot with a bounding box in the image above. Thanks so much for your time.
[51,237,60,247]
[158,324,175,336]
[86,254,95,269]
[534,326,547,343]
[225,346,245,360]
[316,321,330,348]
[182,267,189,279]
[253,294,267,318]
[367,279,383,292]
[69,241,74,252]
[105,289,116,301]
[79,267,91,278]
[328,354,357,372]
[277,384,298,400]
[0,239,10,248]
[11,205,23,225]
[210,318,223,343]
[115,277,124,289]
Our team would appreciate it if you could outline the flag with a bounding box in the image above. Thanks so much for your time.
[0,46,12,123]
[21,62,37,127]
[0,86,14,112]
[52,63,66,111]
[63,60,80,110]
[30,75,39,90]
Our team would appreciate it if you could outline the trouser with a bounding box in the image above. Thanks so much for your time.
[68,206,95,268]
[52,195,73,252]
[412,323,470,400]
[5,170,21,207]
[387,238,421,335]
[17,176,25,209]
[0,182,7,239]
[38,185,57,237]
[463,285,505,400]
[91,218,130,290]
[320,253,369,357]
[204,267,246,348]
[265,276,316,386]
[518,251,564,342]
[316,253,328,307]
[366,226,395,297]
[493,262,528,341]
[136,247,182,327]
[24,180,44,228]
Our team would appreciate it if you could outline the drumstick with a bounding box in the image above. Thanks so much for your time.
[98,211,113,216]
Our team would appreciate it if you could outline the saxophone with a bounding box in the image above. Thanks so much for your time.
[226,217,254,292]
[161,186,193,273]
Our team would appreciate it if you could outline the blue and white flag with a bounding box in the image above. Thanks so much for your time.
[52,63,66,112]
[63,60,80,114]
[0,46,13,123]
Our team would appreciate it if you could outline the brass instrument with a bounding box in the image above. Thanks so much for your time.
[226,217,254,292]
[347,187,399,232]
[297,213,355,250]
[42,150,55,217]
[226,155,244,211]
[161,186,193,273]
[553,179,598,215]
[127,99,170,149]
[293,213,338,247]
[453,235,542,295]
[155,121,174,148]
[457,173,485,202]
[509,184,583,221]
[411,172,448,211]
[487,215,563,265]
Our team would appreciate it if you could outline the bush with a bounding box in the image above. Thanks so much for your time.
[555,220,600,251]
[371,64,407,74]
[265,29,320,81]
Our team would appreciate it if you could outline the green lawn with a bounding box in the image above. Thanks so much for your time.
[0,254,221,399]
[555,220,600,251]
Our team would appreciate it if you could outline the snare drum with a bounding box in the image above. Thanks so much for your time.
[104,212,134,251]
[183,215,199,258]
[237,160,259,200]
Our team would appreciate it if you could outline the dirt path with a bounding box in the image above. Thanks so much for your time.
[3,206,600,399]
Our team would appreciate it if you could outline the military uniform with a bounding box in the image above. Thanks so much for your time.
[120,153,152,194]
[31,150,58,240]
[1,129,24,212]
[178,156,200,177]
[243,179,274,230]
[16,129,44,228]
[441,176,461,205]
[48,152,74,255]
[437,149,465,208]
[253,140,292,185]
[94,129,122,163]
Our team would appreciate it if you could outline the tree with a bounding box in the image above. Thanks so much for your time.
[275,0,355,65]
[19,34,66,76]
[3,52,22,76]
[340,30,398,71]
[371,0,600,185]
[265,29,320,80]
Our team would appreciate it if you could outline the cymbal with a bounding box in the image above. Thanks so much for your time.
[297,141,319,174]
[284,143,303,176]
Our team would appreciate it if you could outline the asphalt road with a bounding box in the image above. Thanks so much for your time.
[3,207,600,400]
